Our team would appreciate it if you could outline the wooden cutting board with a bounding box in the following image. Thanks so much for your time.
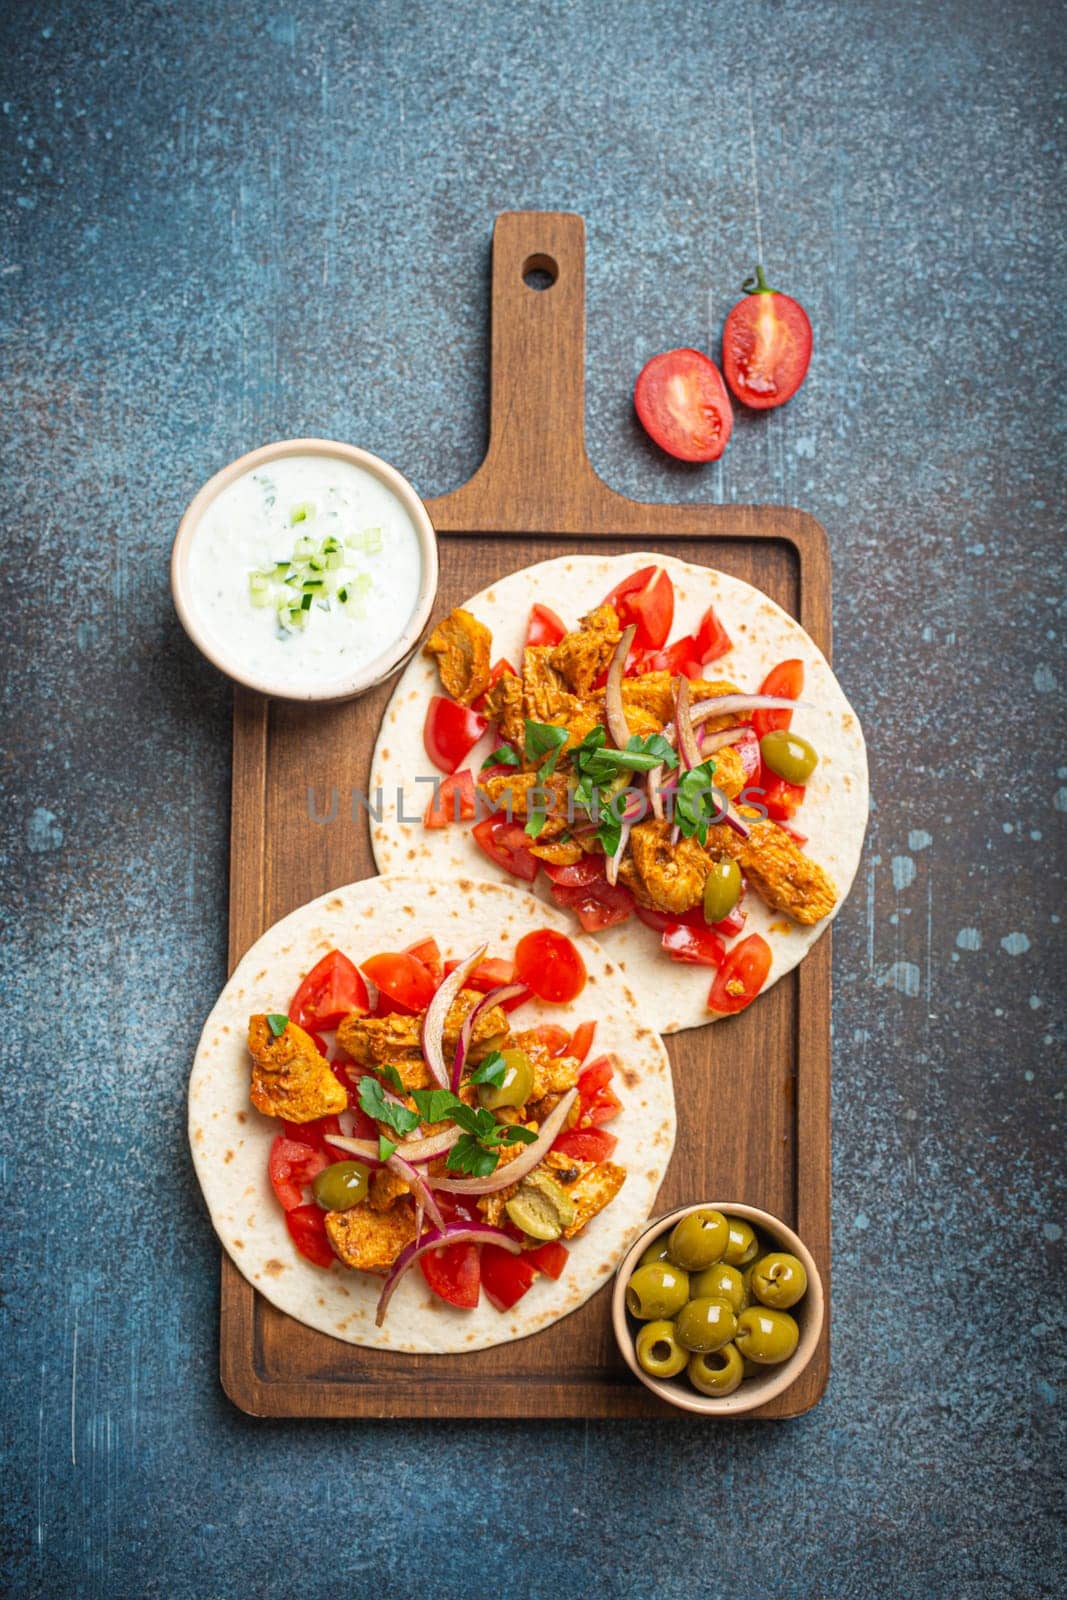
[220,212,832,1419]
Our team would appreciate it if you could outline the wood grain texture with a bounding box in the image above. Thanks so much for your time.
[221,212,832,1419]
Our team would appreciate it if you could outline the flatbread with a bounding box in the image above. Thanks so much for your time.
[370,553,869,1033]
[188,874,675,1353]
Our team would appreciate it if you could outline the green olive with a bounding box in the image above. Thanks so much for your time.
[691,1262,747,1314]
[750,1252,808,1309]
[477,1047,534,1110]
[635,1319,688,1379]
[702,858,742,925]
[625,1261,690,1320]
[638,1234,672,1267]
[667,1209,729,1270]
[312,1160,369,1211]
[688,1342,744,1397]
[759,730,818,785]
[722,1217,760,1267]
[674,1296,737,1353]
[735,1306,800,1365]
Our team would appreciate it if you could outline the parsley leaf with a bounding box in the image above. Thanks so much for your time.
[481,743,520,771]
[486,1124,538,1148]
[445,1135,502,1177]
[410,1087,465,1125]
[266,1013,289,1037]
[673,759,722,846]
[467,1050,507,1087]
[358,1075,420,1138]
[596,807,623,859]
[524,720,570,779]
[376,1063,405,1094]
[378,1134,397,1162]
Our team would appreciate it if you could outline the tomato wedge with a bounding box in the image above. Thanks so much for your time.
[639,635,703,679]
[282,1113,344,1154]
[567,1020,597,1064]
[480,1243,538,1311]
[285,1203,335,1267]
[756,768,806,821]
[526,604,567,648]
[445,954,519,996]
[514,929,587,1004]
[404,937,443,984]
[541,855,605,888]
[361,951,438,1013]
[722,266,812,411]
[269,1136,329,1211]
[419,1241,481,1309]
[634,348,734,462]
[552,1126,618,1162]
[707,933,773,1015]
[471,816,541,882]
[524,1240,569,1279]
[751,660,804,739]
[423,695,488,774]
[577,1056,621,1126]
[290,950,369,1032]
[661,923,726,969]
[549,876,635,932]
[603,566,675,651]
[423,769,477,829]
[528,1022,572,1056]
[695,604,732,663]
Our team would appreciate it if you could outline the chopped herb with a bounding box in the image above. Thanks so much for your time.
[410,1087,464,1125]
[376,1063,405,1094]
[266,1013,289,1037]
[673,759,722,846]
[482,744,520,771]
[524,720,570,779]
[446,1134,501,1177]
[468,1050,507,1088]
[358,1075,420,1138]
[378,1135,397,1162]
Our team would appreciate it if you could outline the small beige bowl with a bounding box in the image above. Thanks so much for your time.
[171,437,439,702]
[612,1201,824,1416]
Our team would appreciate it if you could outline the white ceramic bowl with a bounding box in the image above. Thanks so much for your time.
[170,438,439,702]
[612,1201,825,1416]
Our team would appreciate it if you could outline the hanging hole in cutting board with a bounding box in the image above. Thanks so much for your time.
[522,253,558,290]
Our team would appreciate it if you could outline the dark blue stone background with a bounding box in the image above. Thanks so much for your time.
[2,1,1063,1596]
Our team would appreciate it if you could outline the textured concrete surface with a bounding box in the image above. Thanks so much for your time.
[1,1,1064,1596]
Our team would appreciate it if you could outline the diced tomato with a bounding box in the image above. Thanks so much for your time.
[567,1020,597,1064]
[419,1241,481,1309]
[423,770,477,829]
[634,348,733,462]
[285,1203,335,1267]
[404,937,443,985]
[282,1113,344,1155]
[602,565,675,651]
[577,1057,613,1097]
[471,657,517,715]
[541,855,605,888]
[472,815,541,882]
[662,923,727,968]
[480,1243,538,1311]
[362,951,438,1013]
[778,821,809,846]
[268,1135,329,1211]
[756,767,806,821]
[695,604,732,663]
[307,1030,329,1057]
[445,954,514,992]
[640,635,703,679]
[634,904,707,934]
[326,1071,379,1139]
[515,929,587,1004]
[528,1023,572,1056]
[576,1056,622,1126]
[524,1240,569,1280]
[584,1087,622,1127]
[710,899,747,938]
[423,695,488,774]
[289,950,368,1033]
[707,933,773,1015]
[751,660,804,739]
[526,604,567,648]
[552,1126,618,1162]
[549,876,635,932]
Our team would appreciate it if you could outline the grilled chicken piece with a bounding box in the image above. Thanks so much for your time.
[481,670,524,746]
[707,743,746,801]
[622,818,712,915]
[549,604,622,695]
[619,673,743,733]
[508,1033,583,1102]
[368,1167,410,1212]
[247,1015,348,1123]
[337,989,507,1068]
[423,607,492,706]
[478,771,574,837]
[712,818,838,925]
[560,1160,627,1239]
[325,1203,417,1272]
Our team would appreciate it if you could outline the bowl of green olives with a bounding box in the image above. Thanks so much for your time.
[611,1202,824,1415]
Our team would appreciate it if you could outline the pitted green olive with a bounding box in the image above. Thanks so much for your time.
[668,1209,729,1270]
[691,1261,747,1314]
[635,1320,688,1378]
[759,730,818,785]
[477,1047,533,1110]
[312,1161,369,1211]
[722,1217,760,1266]
[638,1234,673,1267]
[674,1296,737,1353]
[688,1342,744,1397]
[751,1252,808,1309]
[735,1306,800,1365]
[626,1261,690,1320]
[702,858,742,925]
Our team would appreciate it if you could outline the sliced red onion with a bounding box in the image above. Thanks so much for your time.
[648,719,748,814]
[700,726,748,757]
[687,693,807,723]
[375,1223,523,1326]
[606,817,634,886]
[604,624,636,749]
[389,1153,445,1232]
[325,1126,461,1165]
[420,943,488,1090]
[430,1088,578,1196]
[356,965,380,1013]
[452,981,527,1091]
[674,677,700,771]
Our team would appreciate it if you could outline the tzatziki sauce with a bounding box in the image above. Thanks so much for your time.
[185,453,425,694]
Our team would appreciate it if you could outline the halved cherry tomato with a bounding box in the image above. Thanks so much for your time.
[634,348,734,462]
[524,1240,569,1279]
[695,604,732,663]
[526,604,567,648]
[269,1136,329,1211]
[472,658,517,715]
[285,1202,335,1267]
[751,660,804,739]
[662,923,726,968]
[755,768,806,821]
[568,1020,597,1064]
[541,855,605,889]
[514,929,587,1004]
[552,1126,618,1162]
[707,933,773,1015]
[480,1243,538,1311]
[404,937,443,984]
[603,566,675,651]
[290,950,368,1033]
[722,266,812,411]
[423,695,488,774]
[362,952,438,1013]
[577,1057,621,1126]
[640,635,703,679]
[419,1241,481,1309]
[528,1023,572,1056]
[445,955,517,993]
[423,769,477,829]
[471,816,541,882]
[549,876,635,932]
